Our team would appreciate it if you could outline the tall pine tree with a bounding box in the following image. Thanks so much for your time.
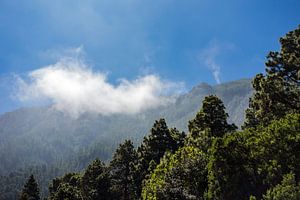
[81,159,111,200]
[134,118,185,197]
[188,95,237,142]
[19,174,40,200]
[109,140,138,200]
[243,25,300,129]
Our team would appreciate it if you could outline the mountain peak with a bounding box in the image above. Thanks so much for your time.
[190,82,213,96]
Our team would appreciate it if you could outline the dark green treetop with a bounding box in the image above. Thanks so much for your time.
[188,95,237,139]
[244,25,300,129]
[48,172,82,200]
[137,119,185,173]
[135,118,185,197]
[19,174,40,200]
[207,113,300,200]
[109,139,138,200]
[266,25,300,85]
[81,159,111,200]
[142,95,237,200]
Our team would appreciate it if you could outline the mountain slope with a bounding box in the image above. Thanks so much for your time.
[0,78,253,174]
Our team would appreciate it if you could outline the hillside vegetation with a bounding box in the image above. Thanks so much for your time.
[2,25,300,200]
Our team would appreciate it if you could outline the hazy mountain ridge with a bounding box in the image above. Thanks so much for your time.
[0,78,253,174]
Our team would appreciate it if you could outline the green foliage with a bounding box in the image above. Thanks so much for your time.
[135,119,185,197]
[4,25,300,200]
[142,96,239,200]
[207,113,300,200]
[262,173,300,200]
[187,95,236,154]
[207,134,254,200]
[45,120,185,200]
[138,119,182,165]
[169,128,186,152]
[48,159,111,200]
[43,109,299,200]
[0,79,252,199]
[188,95,237,139]
[109,140,138,200]
[243,74,299,128]
[249,114,300,185]
[142,146,208,200]
[19,175,40,200]
[81,159,111,200]
[249,196,257,200]
[265,25,300,85]
[48,172,82,200]
[50,183,83,200]
[0,164,64,200]
[244,26,300,129]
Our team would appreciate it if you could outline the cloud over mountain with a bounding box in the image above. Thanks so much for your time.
[16,57,183,116]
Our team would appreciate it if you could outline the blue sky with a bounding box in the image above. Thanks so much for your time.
[0,0,300,114]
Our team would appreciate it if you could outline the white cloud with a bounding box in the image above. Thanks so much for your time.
[16,56,184,117]
[198,40,234,84]
[38,46,85,62]
[198,42,221,84]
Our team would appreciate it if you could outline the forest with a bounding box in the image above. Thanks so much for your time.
[7,25,300,200]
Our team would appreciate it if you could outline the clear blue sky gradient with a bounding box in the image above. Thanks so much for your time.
[0,0,300,113]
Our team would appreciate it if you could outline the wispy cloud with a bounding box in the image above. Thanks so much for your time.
[38,46,85,62]
[15,49,184,117]
[198,40,234,84]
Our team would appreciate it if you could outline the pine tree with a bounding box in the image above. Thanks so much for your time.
[109,140,138,200]
[243,25,300,129]
[169,128,186,152]
[134,119,185,197]
[243,74,297,128]
[265,25,300,85]
[207,113,300,200]
[19,174,40,200]
[188,95,237,139]
[81,159,111,200]
[48,172,82,200]
[139,119,173,163]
